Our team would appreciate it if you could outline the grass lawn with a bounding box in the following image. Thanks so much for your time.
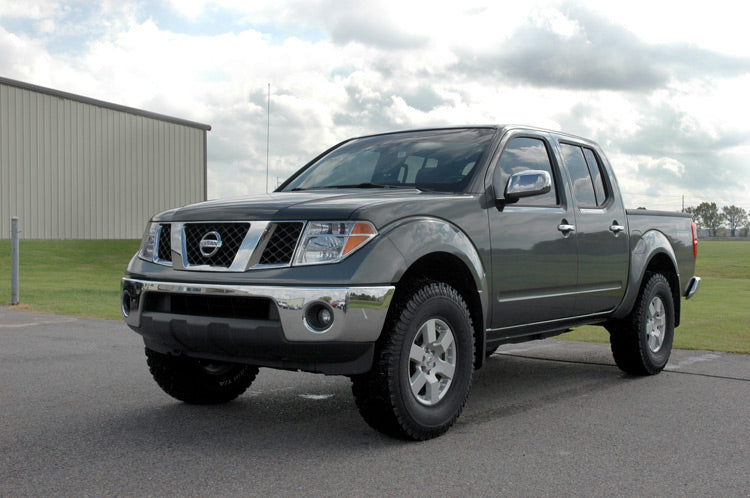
[1,239,748,353]
[0,240,140,320]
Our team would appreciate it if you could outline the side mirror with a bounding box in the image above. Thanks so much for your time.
[503,170,552,200]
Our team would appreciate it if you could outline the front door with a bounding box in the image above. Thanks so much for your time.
[488,134,579,336]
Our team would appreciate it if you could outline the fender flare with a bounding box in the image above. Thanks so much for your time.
[612,229,681,321]
[380,216,489,328]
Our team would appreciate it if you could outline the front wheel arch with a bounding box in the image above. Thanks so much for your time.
[351,281,475,440]
[392,253,486,368]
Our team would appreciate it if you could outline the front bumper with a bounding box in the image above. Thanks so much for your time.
[121,278,394,374]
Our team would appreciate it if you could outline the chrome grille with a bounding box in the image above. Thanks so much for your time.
[157,224,171,262]
[259,222,304,265]
[184,223,250,267]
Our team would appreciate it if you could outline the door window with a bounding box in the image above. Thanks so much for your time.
[495,137,558,207]
[561,144,609,208]
[582,148,608,206]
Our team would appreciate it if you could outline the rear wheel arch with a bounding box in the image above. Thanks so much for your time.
[612,230,681,325]
[608,272,675,375]
[641,253,681,327]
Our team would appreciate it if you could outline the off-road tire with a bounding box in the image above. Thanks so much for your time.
[609,273,675,375]
[145,348,258,404]
[351,281,474,440]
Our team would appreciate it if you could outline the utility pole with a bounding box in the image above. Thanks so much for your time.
[11,217,19,304]
[266,82,270,194]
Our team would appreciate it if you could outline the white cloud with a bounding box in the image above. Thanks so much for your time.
[1,0,749,211]
[0,0,62,19]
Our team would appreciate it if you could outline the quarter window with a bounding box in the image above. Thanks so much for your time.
[582,148,608,205]
[560,143,608,208]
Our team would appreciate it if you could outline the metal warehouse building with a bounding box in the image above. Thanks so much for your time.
[0,76,211,239]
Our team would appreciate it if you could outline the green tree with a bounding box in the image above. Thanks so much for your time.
[689,202,724,237]
[722,205,748,237]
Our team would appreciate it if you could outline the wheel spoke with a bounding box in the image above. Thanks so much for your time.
[433,329,454,355]
[422,319,437,344]
[433,358,455,379]
[424,375,441,404]
[410,343,425,363]
[410,370,428,397]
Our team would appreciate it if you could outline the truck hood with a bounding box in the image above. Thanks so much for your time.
[153,189,465,224]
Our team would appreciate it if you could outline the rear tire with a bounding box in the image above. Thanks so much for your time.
[351,282,474,440]
[609,273,674,375]
[145,348,258,404]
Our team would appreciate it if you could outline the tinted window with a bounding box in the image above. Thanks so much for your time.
[495,137,558,206]
[283,128,495,193]
[582,148,607,206]
[560,144,597,208]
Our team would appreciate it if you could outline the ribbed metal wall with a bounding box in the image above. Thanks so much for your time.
[1,77,209,239]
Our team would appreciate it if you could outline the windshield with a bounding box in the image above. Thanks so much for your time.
[282,128,496,193]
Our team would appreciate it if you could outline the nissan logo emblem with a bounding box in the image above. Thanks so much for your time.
[199,231,223,257]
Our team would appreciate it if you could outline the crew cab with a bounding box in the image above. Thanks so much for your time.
[122,125,700,440]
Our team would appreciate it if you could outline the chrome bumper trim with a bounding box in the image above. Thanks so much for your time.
[121,278,394,342]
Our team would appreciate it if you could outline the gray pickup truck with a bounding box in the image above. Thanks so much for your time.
[122,125,700,440]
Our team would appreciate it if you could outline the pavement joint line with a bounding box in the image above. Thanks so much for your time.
[494,352,750,382]
[494,351,618,369]
[0,317,78,328]
[661,369,750,382]
[666,352,724,369]
[497,342,560,354]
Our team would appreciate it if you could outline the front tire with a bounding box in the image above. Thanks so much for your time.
[351,282,474,440]
[609,273,675,375]
[145,348,258,404]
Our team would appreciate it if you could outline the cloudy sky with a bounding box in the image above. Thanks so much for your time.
[1,0,749,211]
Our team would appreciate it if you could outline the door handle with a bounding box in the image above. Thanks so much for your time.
[557,223,576,233]
[609,224,625,234]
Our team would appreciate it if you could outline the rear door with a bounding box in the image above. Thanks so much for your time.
[556,141,629,315]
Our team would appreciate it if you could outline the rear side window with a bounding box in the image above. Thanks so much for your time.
[582,148,607,205]
[560,143,608,208]
[495,137,558,207]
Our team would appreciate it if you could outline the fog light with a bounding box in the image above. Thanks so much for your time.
[305,302,334,333]
[121,291,132,317]
[317,307,332,326]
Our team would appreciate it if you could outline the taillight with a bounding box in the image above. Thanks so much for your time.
[691,221,698,259]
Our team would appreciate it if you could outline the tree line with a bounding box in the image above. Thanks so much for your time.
[683,202,749,237]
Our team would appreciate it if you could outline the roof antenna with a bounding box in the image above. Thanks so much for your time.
[266,82,270,194]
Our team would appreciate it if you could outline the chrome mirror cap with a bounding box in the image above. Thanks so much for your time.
[504,170,552,200]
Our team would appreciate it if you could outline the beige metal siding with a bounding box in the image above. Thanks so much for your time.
[1,79,208,239]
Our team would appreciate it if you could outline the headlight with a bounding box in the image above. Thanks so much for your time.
[294,221,377,265]
[138,222,159,261]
